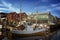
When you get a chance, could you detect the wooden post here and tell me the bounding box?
[8,31,12,40]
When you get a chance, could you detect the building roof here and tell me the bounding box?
[0,12,7,15]
[30,12,51,16]
[38,12,51,15]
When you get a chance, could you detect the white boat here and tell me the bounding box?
[11,21,50,37]
[12,28,49,34]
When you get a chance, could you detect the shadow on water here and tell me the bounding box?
[51,24,60,40]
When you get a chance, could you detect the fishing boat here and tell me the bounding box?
[11,21,50,37]
[10,0,50,37]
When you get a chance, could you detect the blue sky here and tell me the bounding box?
[0,0,60,18]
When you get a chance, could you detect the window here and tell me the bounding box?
[42,15,48,18]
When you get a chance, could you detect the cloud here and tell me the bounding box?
[41,3,60,12]
[50,3,60,10]
[55,6,60,10]
[46,9,51,11]
[0,4,3,6]
[0,11,3,12]
[51,3,60,7]
[0,8,8,10]
[36,6,52,12]
[34,3,60,13]
[1,1,20,13]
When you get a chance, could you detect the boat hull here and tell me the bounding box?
[11,31,47,38]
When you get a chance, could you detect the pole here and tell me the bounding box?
[36,0,38,25]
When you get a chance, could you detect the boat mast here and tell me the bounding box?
[20,0,22,24]
[36,0,38,25]
[20,0,22,13]
[31,12,33,23]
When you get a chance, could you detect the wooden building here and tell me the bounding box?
[6,12,27,26]
[0,12,7,23]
